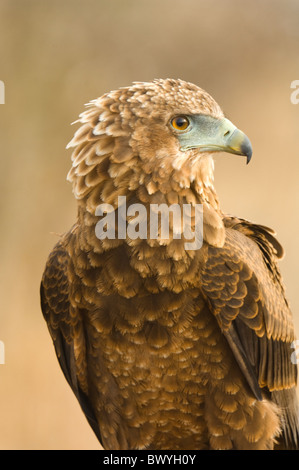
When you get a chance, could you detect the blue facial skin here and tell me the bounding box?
[173,114,252,164]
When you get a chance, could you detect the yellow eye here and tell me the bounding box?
[171,116,190,131]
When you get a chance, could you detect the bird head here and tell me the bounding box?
[123,79,252,166]
[67,79,252,220]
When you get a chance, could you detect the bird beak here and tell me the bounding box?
[178,115,253,164]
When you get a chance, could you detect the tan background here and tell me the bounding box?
[0,0,298,449]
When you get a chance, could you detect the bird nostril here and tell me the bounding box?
[224,130,230,137]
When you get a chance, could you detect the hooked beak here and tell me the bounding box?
[177,115,253,164]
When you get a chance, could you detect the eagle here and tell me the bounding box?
[40,78,299,450]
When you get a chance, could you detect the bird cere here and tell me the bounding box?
[41,79,299,450]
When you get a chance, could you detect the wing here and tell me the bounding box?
[40,236,103,445]
[200,217,299,448]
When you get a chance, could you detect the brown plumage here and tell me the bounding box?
[40,78,299,450]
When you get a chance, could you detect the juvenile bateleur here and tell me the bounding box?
[40,79,299,450]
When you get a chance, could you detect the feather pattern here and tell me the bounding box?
[41,79,298,450]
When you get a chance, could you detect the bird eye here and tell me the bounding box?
[171,116,190,131]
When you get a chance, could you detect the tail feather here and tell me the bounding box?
[272,388,299,449]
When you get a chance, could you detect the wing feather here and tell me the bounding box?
[40,237,102,445]
[200,218,299,448]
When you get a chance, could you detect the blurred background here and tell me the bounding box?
[0,0,298,450]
